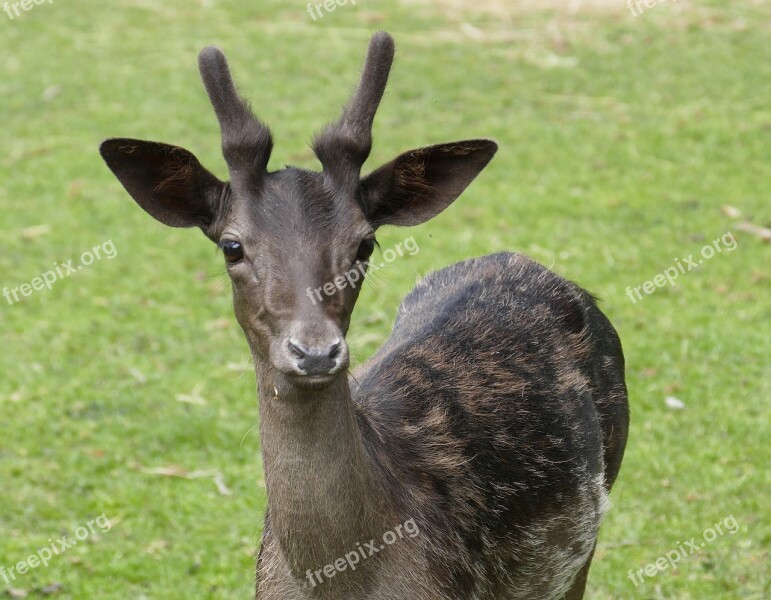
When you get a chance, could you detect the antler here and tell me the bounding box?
[313,31,395,186]
[198,47,273,190]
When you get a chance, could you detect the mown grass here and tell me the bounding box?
[0,0,768,598]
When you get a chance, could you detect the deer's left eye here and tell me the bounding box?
[220,240,244,263]
[356,238,376,263]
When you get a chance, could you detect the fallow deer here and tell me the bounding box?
[100,31,629,600]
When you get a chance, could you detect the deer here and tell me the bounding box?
[99,31,629,600]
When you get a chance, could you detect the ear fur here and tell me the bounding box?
[100,138,225,232]
[359,139,498,227]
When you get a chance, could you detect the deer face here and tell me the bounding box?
[100,32,497,390]
[212,168,375,389]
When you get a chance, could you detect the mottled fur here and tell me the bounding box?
[255,253,627,599]
[360,253,624,599]
[99,31,629,600]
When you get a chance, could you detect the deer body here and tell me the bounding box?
[255,252,626,600]
[101,32,628,600]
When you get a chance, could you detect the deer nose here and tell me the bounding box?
[287,339,342,376]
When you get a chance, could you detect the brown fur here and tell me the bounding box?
[99,32,629,600]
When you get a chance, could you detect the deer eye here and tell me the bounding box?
[220,240,244,263]
[356,238,376,263]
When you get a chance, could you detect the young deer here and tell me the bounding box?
[100,32,628,600]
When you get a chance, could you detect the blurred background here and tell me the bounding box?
[0,0,768,598]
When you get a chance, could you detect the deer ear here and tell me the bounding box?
[359,139,497,227]
[99,138,225,231]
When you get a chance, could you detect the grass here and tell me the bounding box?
[0,0,768,598]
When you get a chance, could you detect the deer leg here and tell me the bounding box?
[562,543,596,600]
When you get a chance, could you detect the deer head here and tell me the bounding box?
[100,32,497,391]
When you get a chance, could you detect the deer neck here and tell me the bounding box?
[255,361,383,578]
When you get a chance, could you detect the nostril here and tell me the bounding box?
[287,340,307,360]
[286,338,344,376]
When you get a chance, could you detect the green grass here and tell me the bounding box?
[0,0,768,598]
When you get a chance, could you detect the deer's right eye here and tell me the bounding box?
[220,240,244,263]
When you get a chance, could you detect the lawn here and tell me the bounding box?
[0,0,768,598]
